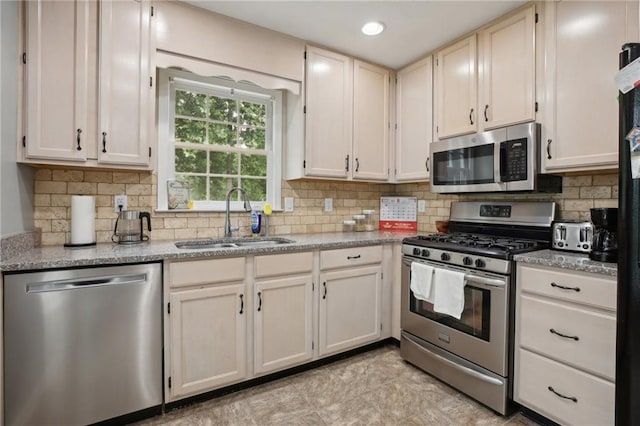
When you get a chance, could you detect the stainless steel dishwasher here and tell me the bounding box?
[4,263,162,425]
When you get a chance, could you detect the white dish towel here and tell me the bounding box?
[433,268,466,319]
[410,262,435,303]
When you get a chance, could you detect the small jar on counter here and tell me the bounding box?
[362,209,375,231]
[353,214,366,232]
[343,220,356,232]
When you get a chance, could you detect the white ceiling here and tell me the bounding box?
[184,1,527,69]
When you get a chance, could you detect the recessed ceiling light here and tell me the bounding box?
[362,21,385,36]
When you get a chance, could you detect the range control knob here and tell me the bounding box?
[413,248,421,256]
[475,259,486,268]
[583,244,589,249]
[463,256,473,266]
[441,253,451,261]
[421,249,430,257]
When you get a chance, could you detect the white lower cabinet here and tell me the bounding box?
[168,284,247,399]
[166,257,247,400]
[165,245,388,402]
[318,246,383,357]
[514,263,616,425]
[254,252,314,375]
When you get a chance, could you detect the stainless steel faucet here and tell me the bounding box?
[224,187,252,237]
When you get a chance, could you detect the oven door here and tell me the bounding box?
[400,257,509,376]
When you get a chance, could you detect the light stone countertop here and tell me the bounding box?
[514,249,617,277]
[0,231,416,272]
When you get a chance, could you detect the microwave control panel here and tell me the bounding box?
[502,138,528,181]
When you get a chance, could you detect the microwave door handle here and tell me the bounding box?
[498,141,507,183]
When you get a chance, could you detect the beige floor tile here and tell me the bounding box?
[133,345,539,426]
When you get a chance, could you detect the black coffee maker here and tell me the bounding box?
[589,207,618,262]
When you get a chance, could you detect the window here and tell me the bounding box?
[157,69,282,211]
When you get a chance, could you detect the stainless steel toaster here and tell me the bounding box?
[551,221,593,253]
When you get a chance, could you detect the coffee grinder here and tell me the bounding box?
[589,207,618,262]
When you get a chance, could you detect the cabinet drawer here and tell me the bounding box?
[254,251,313,278]
[320,245,382,270]
[515,349,614,426]
[169,257,245,288]
[519,295,616,380]
[517,264,616,310]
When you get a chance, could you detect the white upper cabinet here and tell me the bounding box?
[435,5,536,140]
[435,35,477,139]
[304,46,353,178]
[299,45,390,182]
[541,1,638,172]
[395,56,433,182]
[24,0,90,161]
[352,60,390,181]
[479,5,535,130]
[98,0,154,166]
[21,0,154,170]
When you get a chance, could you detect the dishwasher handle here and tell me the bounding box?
[27,274,148,293]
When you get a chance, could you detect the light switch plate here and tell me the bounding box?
[418,200,426,213]
[284,197,294,212]
[324,198,333,212]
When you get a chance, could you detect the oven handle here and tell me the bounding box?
[464,274,506,288]
[403,332,504,386]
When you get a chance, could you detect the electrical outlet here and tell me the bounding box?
[114,195,128,212]
[284,197,294,212]
[324,198,333,212]
[418,199,426,213]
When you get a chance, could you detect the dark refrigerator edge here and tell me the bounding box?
[617,42,640,426]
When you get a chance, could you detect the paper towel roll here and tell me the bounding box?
[70,195,96,245]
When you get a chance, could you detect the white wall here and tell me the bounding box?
[1,0,34,237]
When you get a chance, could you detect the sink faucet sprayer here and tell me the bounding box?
[224,187,252,237]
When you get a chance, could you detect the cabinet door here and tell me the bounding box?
[480,6,535,130]
[98,0,152,166]
[254,275,314,375]
[304,46,352,178]
[352,60,390,181]
[169,284,246,398]
[542,1,638,171]
[396,56,433,181]
[318,265,382,357]
[24,0,89,161]
[435,34,477,139]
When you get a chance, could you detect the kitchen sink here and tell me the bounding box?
[175,237,295,250]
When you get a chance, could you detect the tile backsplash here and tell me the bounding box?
[33,168,618,245]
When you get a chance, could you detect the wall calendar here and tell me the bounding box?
[379,197,418,231]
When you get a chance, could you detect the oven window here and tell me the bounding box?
[410,285,491,341]
[432,144,494,185]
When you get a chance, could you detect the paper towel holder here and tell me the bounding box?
[64,195,97,248]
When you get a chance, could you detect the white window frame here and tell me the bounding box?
[157,68,282,212]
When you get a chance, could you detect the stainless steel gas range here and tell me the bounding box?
[400,201,556,415]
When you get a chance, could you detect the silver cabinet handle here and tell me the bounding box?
[345,155,350,172]
[426,157,430,172]
[27,274,147,293]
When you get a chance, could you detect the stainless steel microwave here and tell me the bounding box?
[430,122,562,194]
